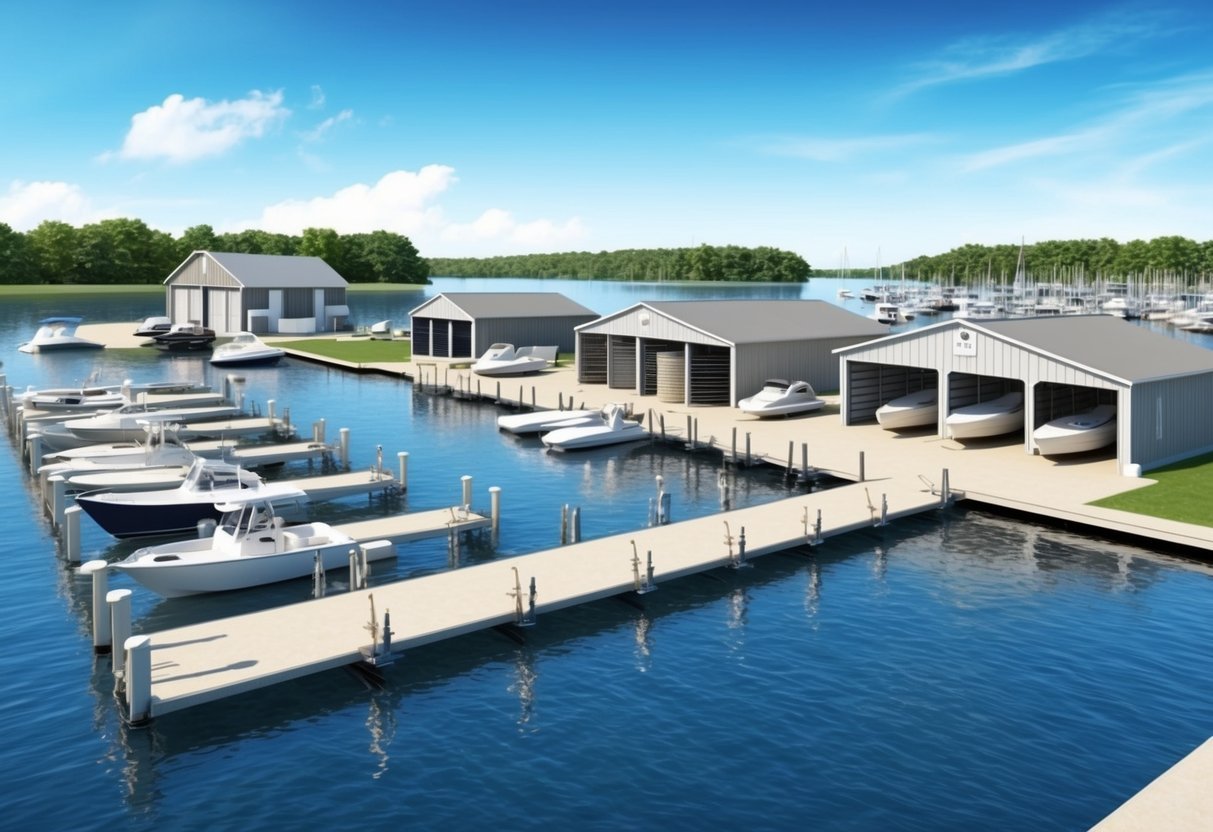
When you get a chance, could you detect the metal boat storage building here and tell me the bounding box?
[164,251,350,335]
[834,315,1213,475]
[408,292,596,359]
[574,300,888,406]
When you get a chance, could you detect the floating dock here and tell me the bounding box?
[110,476,941,721]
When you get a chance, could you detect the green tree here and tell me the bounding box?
[0,223,36,283]
[26,220,79,283]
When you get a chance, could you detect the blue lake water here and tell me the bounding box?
[2,278,1212,831]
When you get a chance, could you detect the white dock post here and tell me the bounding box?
[26,433,42,477]
[489,486,501,541]
[339,427,351,468]
[398,451,408,492]
[125,635,152,725]
[80,560,111,653]
[107,589,132,679]
[461,475,473,510]
[560,504,569,545]
[50,475,66,529]
[941,468,951,507]
[570,507,580,543]
[63,505,82,564]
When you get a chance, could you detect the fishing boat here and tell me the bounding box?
[471,343,555,376]
[112,493,393,597]
[74,457,305,538]
[1033,404,1117,456]
[133,316,172,338]
[38,425,198,489]
[209,332,285,367]
[945,392,1024,439]
[541,404,647,451]
[17,317,104,353]
[496,408,598,435]
[737,379,825,418]
[152,322,216,351]
[875,389,938,430]
[53,400,243,443]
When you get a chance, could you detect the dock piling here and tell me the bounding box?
[787,440,794,477]
[745,432,751,466]
[489,486,501,542]
[398,452,409,492]
[940,468,951,507]
[107,589,132,680]
[63,505,82,564]
[81,560,111,653]
[560,504,569,545]
[718,470,731,510]
[570,506,581,543]
[859,450,866,482]
[461,475,473,510]
[124,636,152,726]
[339,428,351,468]
[50,475,66,529]
[313,553,326,598]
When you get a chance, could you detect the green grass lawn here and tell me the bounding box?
[274,338,412,363]
[1090,451,1213,527]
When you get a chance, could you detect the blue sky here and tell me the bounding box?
[2,1,1211,267]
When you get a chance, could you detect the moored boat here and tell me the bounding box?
[541,404,647,451]
[112,493,393,596]
[471,343,555,376]
[133,316,172,338]
[152,322,216,351]
[209,332,285,367]
[497,408,598,435]
[875,389,938,430]
[1033,404,1117,456]
[737,379,825,418]
[17,317,105,353]
[945,392,1024,439]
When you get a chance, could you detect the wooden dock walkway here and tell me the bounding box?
[120,477,941,720]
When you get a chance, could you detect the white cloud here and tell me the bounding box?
[757,133,934,162]
[0,180,96,230]
[110,90,289,163]
[246,165,586,255]
[301,109,353,142]
[896,9,1175,96]
[309,85,326,109]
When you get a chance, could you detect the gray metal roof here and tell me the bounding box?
[977,315,1213,382]
[639,300,889,344]
[179,251,347,288]
[411,292,597,318]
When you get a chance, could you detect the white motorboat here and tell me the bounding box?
[541,404,647,451]
[74,457,305,538]
[17,317,105,353]
[737,379,825,418]
[869,303,902,325]
[496,408,598,435]
[472,343,556,376]
[55,400,243,443]
[946,391,1024,439]
[1033,404,1117,456]
[113,493,394,597]
[133,316,172,338]
[875,389,938,430]
[39,425,198,488]
[210,332,286,367]
[370,320,392,339]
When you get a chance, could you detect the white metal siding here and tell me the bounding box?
[580,308,731,346]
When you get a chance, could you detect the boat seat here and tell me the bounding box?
[283,531,327,547]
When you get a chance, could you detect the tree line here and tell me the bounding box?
[863,236,1213,284]
[0,219,431,284]
[428,245,812,283]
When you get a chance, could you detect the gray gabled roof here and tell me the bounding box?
[836,315,1213,384]
[167,251,348,288]
[978,315,1213,382]
[409,292,597,319]
[633,300,889,345]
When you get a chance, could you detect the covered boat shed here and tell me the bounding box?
[408,292,596,359]
[164,251,349,335]
[575,300,888,406]
[834,315,1213,475]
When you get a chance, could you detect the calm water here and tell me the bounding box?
[2,279,1212,831]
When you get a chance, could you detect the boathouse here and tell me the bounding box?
[408,292,597,358]
[834,315,1213,475]
[574,300,888,405]
[163,251,350,335]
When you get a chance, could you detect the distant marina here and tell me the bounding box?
[1,277,1212,831]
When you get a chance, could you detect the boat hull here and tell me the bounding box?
[541,424,647,451]
[1033,407,1117,455]
[875,390,939,430]
[738,400,825,417]
[497,409,597,435]
[946,393,1025,439]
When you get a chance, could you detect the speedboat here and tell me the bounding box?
[875,389,938,430]
[946,391,1024,439]
[370,320,392,339]
[55,400,243,443]
[133,316,172,338]
[738,379,825,418]
[1033,404,1117,456]
[152,322,216,351]
[74,457,305,538]
[471,343,554,376]
[39,424,198,488]
[496,408,598,435]
[541,404,647,451]
[112,493,394,597]
[210,332,285,367]
[14,379,212,412]
[17,317,104,353]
